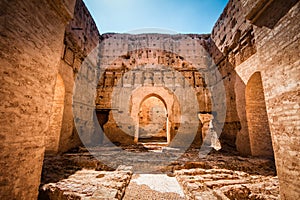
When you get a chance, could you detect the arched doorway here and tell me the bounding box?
[130,87,180,145]
[138,96,168,143]
[245,72,274,158]
[46,74,65,153]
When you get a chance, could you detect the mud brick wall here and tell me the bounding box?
[211,0,300,198]
[1,0,299,199]
[95,33,228,147]
[58,0,100,152]
[0,0,75,199]
[44,0,100,153]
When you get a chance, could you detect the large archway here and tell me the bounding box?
[130,86,181,145]
[245,72,274,158]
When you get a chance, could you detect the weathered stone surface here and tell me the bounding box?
[175,168,279,200]
[0,0,75,199]
[1,0,299,199]
[39,169,132,200]
[211,0,300,198]
[48,0,100,153]
[96,34,212,147]
[38,146,278,199]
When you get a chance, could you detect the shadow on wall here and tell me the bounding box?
[246,0,299,29]
[206,39,249,154]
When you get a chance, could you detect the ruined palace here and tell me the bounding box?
[0,0,299,199]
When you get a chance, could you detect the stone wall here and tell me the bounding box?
[95,33,229,147]
[58,0,100,152]
[0,0,75,199]
[209,0,256,153]
[44,0,100,153]
[211,0,300,198]
[46,74,65,152]
[1,0,299,199]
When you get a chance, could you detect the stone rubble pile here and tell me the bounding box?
[175,168,279,200]
[39,166,132,200]
[39,147,279,199]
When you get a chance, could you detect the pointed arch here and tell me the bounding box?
[245,72,274,158]
[130,86,181,144]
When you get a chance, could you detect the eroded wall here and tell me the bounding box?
[59,0,100,152]
[0,0,75,199]
[1,0,299,199]
[44,0,100,153]
[211,0,300,198]
[46,74,65,153]
[96,34,218,146]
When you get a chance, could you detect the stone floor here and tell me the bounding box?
[38,144,279,200]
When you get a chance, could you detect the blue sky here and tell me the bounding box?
[83,0,228,34]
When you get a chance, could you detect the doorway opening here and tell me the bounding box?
[138,96,168,143]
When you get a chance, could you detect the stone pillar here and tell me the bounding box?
[166,114,170,144]
[134,122,139,143]
[198,113,214,141]
[198,113,221,151]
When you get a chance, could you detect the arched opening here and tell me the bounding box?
[245,72,274,158]
[137,96,168,143]
[130,87,181,145]
[46,74,65,153]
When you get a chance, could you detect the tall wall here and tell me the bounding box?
[0,0,299,199]
[95,33,228,147]
[58,0,100,153]
[209,0,256,154]
[44,0,100,153]
[211,0,300,198]
[0,0,75,199]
